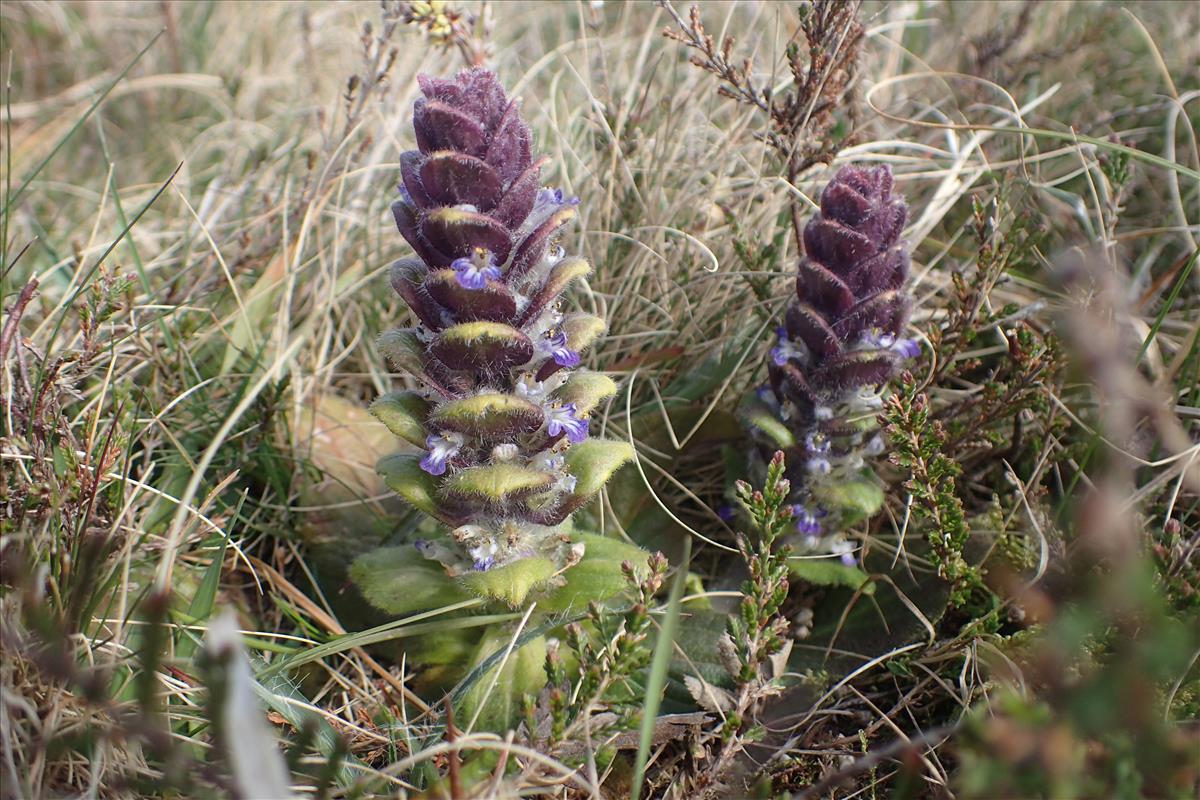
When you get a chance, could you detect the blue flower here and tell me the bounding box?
[770,327,808,367]
[892,337,921,359]
[451,252,501,290]
[419,431,464,475]
[805,431,831,455]
[807,457,832,475]
[863,328,920,360]
[469,541,498,572]
[792,504,822,536]
[546,402,589,444]
[832,539,857,567]
[535,187,581,211]
[547,330,581,368]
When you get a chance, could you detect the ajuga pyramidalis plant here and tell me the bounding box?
[742,165,917,568]
[359,68,639,622]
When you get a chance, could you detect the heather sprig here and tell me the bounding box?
[537,553,670,753]
[882,373,978,606]
[681,452,794,796]
[367,68,634,608]
[741,164,917,565]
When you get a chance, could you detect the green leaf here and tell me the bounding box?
[562,313,606,354]
[369,391,429,447]
[458,557,557,608]
[350,546,473,615]
[458,627,548,730]
[256,656,364,786]
[376,453,439,515]
[670,605,737,687]
[433,321,533,371]
[178,535,229,659]
[441,464,554,504]
[812,479,885,522]
[565,439,635,497]
[553,372,618,416]
[745,409,795,449]
[535,533,648,613]
[430,392,542,437]
[377,329,427,377]
[788,557,875,593]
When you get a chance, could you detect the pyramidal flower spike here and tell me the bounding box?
[743,165,917,565]
[368,68,634,607]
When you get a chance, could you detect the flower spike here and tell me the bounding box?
[743,164,917,564]
[372,68,629,586]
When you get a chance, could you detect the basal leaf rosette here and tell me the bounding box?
[362,68,637,613]
[741,165,918,575]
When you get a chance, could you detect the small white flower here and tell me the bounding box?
[831,539,857,566]
[492,443,519,461]
[516,376,546,401]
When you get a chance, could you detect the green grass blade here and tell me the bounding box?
[631,536,691,800]
[1137,248,1198,362]
[177,530,234,661]
[257,599,497,677]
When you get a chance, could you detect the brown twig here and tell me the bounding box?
[1,278,38,362]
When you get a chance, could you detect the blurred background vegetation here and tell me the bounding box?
[1,1,1197,797]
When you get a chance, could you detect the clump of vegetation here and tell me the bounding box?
[369,66,632,587]
[740,164,917,573]
[352,66,649,729]
[2,1,1196,797]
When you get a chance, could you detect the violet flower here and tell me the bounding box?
[547,330,581,368]
[420,432,464,476]
[451,251,502,289]
[545,402,589,444]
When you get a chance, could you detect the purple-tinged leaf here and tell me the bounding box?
[392,199,453,267]
[389,258,445,331]
[492,158,548,229]
[843,245,909,297]
[516,257,590,326]
[413,99,488,156]
[796,258,855,315]
[804,218,875,269]
[785,302,842,361]
[400,151,436,209]
[484,100,533,184]
[431,321,534,372]
[831,289,911,343]
[424,268,518,321]
[820,181,872,225]
[420,151,504,210]
[420,207,512,263]
[505,206,577,285]
[810,352,898,397]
